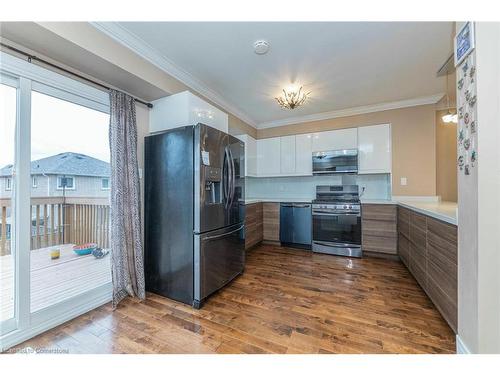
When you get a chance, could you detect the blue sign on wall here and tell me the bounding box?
[455,22,475,66]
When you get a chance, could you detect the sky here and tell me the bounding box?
[0,85,110,169]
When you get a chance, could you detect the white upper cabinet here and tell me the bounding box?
[236,134,257,177]
[311,128,358,152]
[251,125,391,177]
[295,133,313,175]
[280,135,296,174]
[150,91,228,134]
[257,137,281,176]
[357,124,392,174]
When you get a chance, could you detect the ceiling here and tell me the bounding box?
[103,22,454,127]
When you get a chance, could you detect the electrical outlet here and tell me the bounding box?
[400,177,407,186]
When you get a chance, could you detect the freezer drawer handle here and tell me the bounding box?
[203,224,245,241]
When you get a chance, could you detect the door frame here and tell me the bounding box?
[0,51,112,351]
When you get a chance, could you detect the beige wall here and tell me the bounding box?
[435,109,458,202]
[228,113,257,138]
[257,104,437,197]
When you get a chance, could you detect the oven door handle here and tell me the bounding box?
[312,211,360,216]
[313,240,361,248]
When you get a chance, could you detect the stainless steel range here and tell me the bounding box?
[312,185,362,258]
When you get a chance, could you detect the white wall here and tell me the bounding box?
[458,21,500,354]
[246,174,391,200]
[475,22,500,354]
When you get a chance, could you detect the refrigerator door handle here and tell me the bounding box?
[203,224,245,241]
[227,147,234,208]
[227,146,234,208]
[228,147,236,207]
[223,147,230,208]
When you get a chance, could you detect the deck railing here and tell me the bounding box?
[0,197,110,256]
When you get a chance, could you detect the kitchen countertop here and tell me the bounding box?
[396,201,457,226]
[360,199,457,225]
[244,197,458,225]
[360,199,396,204]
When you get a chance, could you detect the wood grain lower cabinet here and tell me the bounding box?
[397,206,457,333]
[245,203,263,250]
[263,202,280,242]
[426,217,457,332]
[398,233,410,267]
[409,212,427,287]
[361,204,397,255]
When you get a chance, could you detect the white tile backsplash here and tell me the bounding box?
[246,174,391,200]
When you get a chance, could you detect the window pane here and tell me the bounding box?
[0,83,16,324]
[30,90,111,312]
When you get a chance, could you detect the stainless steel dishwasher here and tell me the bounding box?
[280,203,312,249]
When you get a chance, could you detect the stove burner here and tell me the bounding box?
[313,184,360,205]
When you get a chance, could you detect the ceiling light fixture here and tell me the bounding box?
[442,112,458,123]
[275,84,310,110]
[441,72,458,124]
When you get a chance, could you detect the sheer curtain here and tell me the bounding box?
[108,89,145,308]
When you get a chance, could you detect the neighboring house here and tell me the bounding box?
[0,153,111,254]
[0,152,110,199]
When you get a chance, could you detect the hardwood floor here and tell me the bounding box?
[10,244,455,354]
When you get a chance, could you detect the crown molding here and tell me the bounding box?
[257,94,445,129]
[90,22,258,128]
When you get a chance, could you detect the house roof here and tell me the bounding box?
[0,152,110,178]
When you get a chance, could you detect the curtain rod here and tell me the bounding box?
[0,42,153,108]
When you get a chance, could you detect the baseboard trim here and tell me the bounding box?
[262,240,281,246]
[363,251,401,262]
[245,241,263,251]
[456,334,471,354]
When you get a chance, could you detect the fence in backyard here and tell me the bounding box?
[0,197,110,256]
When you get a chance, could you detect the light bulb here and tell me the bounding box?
[442,114,453,123]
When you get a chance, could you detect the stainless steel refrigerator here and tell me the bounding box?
[144,123,245,308]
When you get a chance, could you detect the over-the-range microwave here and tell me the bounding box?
[312,149,358,175]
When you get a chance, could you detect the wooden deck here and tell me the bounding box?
[0,244,111,320]
[10,245,455,354]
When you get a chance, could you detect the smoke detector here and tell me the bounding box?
[253,40,269,55]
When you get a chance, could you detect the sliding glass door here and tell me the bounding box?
[0,77,18,335]
[29,90,111,313]
[0,51,112,350]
